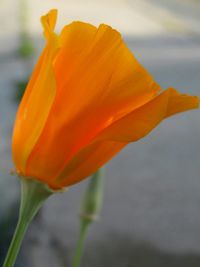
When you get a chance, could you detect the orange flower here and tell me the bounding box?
[12,9,199,189]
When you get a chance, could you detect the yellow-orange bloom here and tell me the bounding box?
[12,9,199,189]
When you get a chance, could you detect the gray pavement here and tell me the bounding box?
[0,1,200,267]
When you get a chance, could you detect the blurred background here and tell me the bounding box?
[0,0,199,266]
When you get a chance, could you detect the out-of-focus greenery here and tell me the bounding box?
[14,79,28,102]
[19,0,34,59]
[0,203,22,267]
[18,34,34,59]
[14,0,34,103]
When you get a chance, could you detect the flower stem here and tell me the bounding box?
[72,169,104,267]
[2,215,28,267]
[3,178,53,267]
[71,221,90,267]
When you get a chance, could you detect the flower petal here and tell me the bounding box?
[52,88,199,187]
[41,9,57,40]
[54,21,97,90]
[53,23,160,123]
[54,141,126,188]
[97,88,199,142]
[26,23,159,182]
[165,88,199,118]
[12,9,59,174]
[24,21,98,181]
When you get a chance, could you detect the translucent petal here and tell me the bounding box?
[12,10,59,173]
[97,88,199,142]
[26,23,159,181]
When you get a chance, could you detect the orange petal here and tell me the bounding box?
[54,21,97,90]
[53,23,160,123]
[26,23,159,182]
[97,88,199,142]
[53,141,126,188]
[12,9,59,174]
[41,9,57,41]
[24,21,98,181]
[165,88,199,118]
[52,88,198,187]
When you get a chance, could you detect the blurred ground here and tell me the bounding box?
[0,0,200,266]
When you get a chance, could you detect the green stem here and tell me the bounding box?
[2,216,28,267]
[71,221,89,267]
[3,178,53,267]
[72,169,104,267]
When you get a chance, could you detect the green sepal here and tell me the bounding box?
[19,177,53,223]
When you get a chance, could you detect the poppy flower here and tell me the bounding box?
[12,9,199,189]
